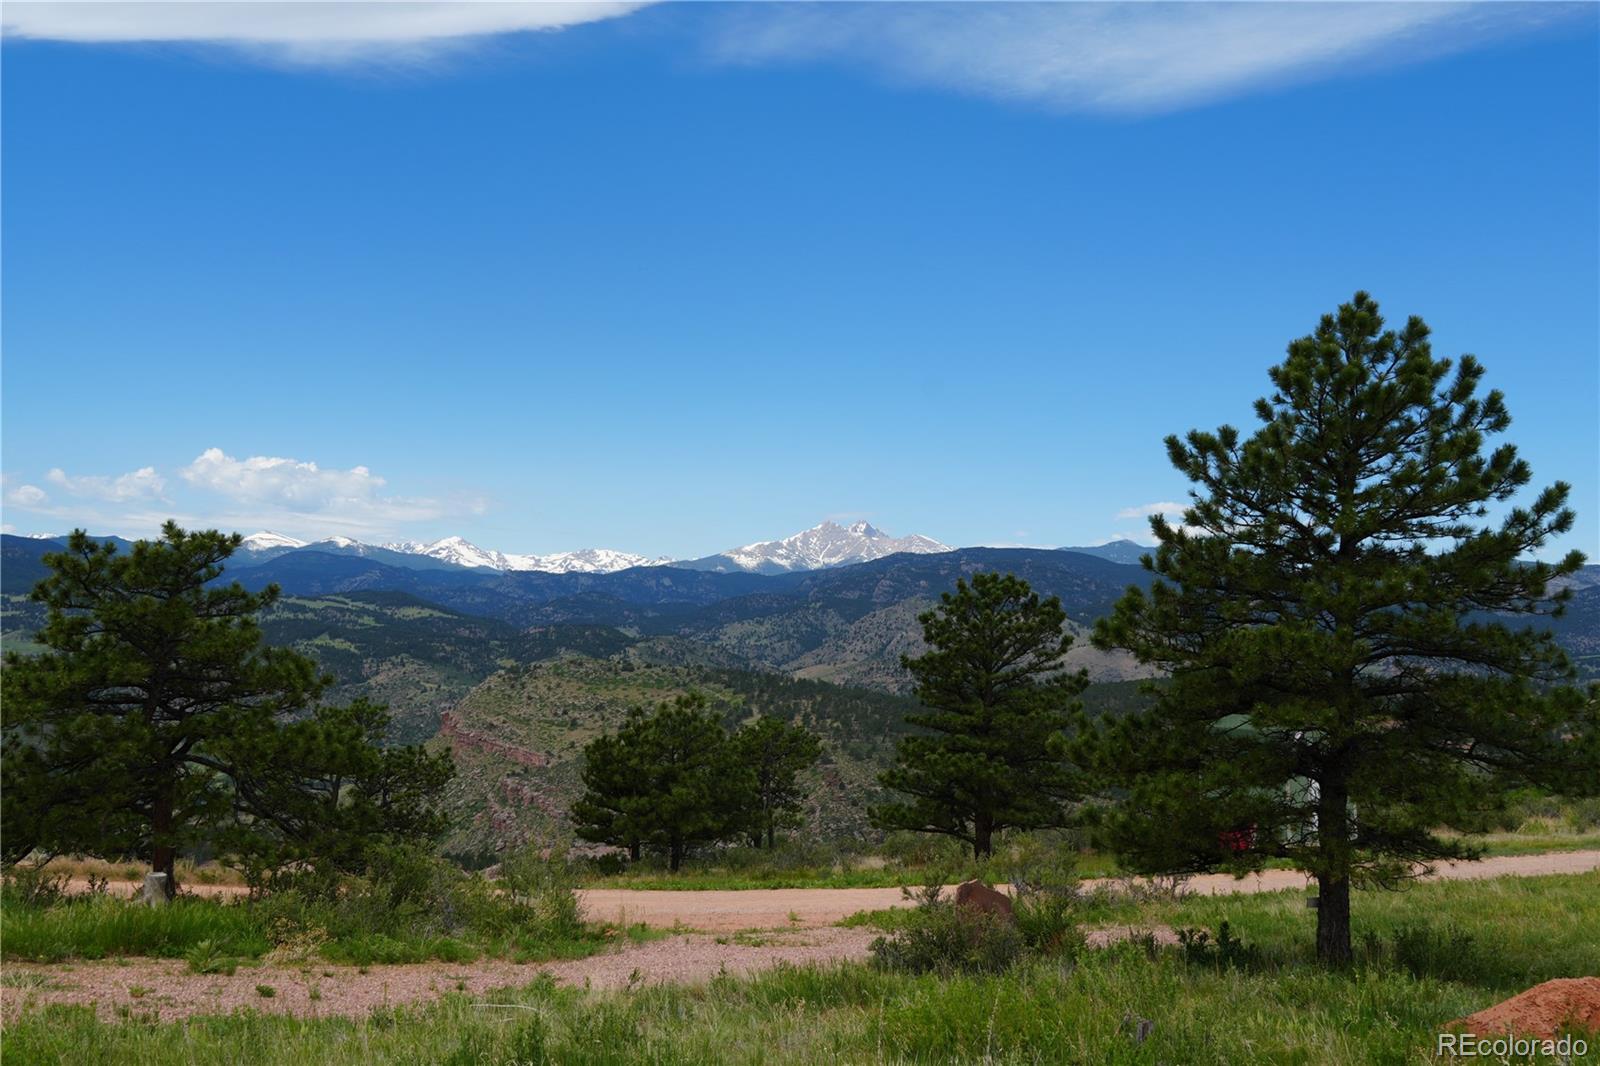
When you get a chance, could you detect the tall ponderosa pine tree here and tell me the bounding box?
[731,715,822,849]
[218,699,454,888]
[873,572,1087,858]
[1083,293,1598,964]
[570,710,656,863]
[1,524,452,894]
[572,693,752,871]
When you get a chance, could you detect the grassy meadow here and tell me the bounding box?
[0,849,657,970]
[4,873,1596,1065]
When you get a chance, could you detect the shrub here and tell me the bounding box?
[878,832,969,873]
[4,843,602,968]
[506,1017,549,1064]
[1488,790,1600,834]
[869,889,1023,976]
[1013,891,1084,959]
[1,865,70,909]
[254,844,490,948]
[185,939,240,976]
[1371,922,1480,980]
[496,845,584,941]
[1174,921,1257,969]
[247,842,591,963]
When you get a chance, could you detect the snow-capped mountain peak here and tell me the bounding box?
[380,536,667,574]
[226,523,945,576]
[503,547,672,574]
[384,536,507,571]
[712,520,951,574]
[240,530,307,551]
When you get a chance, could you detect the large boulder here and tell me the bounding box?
[955,879,1015,922]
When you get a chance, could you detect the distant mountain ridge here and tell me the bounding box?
[9,534,1595,685]
[680,521,952,575]
[381,535,669,574]
[1059,539,1152,566]
[109,520,955,577]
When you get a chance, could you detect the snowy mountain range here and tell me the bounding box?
[233,521,950,576]
[680,521,952,575]
[382,537,669,575]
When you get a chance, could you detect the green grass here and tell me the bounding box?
[845,873,1600,986]
[6,874,1596,1064]
[578,848,1128,891]
[0,893,661,968]
[1471,831,1600,856]
[0,895,271,963]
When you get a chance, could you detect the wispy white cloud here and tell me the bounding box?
[47,465,167,503]
[182,448,388,507]
[1,449,484,542]
[179,447,460,536]
[1,1,649,67]
[705,2,1580,114]
[4,2,1580,110]
[1116,501,1187,520]
[6,484,49,508]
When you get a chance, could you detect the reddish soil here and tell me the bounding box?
[437,712,550,768]
[63,879,249,900]
[579,850,1600,932]
[12,850,1591,1025]
[1455,978,1600,1040]
[0,928,876,1023]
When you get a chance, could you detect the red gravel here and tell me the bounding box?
[1455,978,1600,1040]
[0,927,876,1023]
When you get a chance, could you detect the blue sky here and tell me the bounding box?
[2,2,1596,560]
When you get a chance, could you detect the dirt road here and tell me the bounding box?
[0,928,879,1024]
[577,850,1600,932]
[8,852,1594,1023]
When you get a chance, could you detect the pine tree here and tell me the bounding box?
[1,523,452,894]
[1082,292,1598,964]
[872,572,1087,858]
[731,715,822,849]
[570,709,656,863]
[572,693,751,871]
[218,699,455,887]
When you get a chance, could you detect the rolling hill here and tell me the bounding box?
[430,656,925,862]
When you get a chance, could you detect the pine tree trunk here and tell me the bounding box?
[669,838,683,873]
[765,822,775,850]
[628,841,640,863]
[1315,872,1352,965]
[973,814,993,860]
[1315,776,1353,965]
[151,786,179,900]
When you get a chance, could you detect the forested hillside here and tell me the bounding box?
[431,657,924,862]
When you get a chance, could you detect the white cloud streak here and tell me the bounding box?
[47,465,167,502]
[4,449,490,541]
[2,2,648,66]
[706,2,1579,114]
[179,447,451,534]
[1116,501,1187,520]
[2,2,1580,110]
[6,484,49,508]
